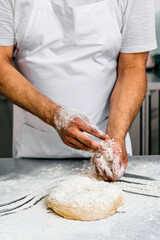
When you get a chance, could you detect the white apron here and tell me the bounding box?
[13,0,132,158]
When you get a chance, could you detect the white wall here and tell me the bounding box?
[155,0,160,12]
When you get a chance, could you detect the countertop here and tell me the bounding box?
[0,156,160,240]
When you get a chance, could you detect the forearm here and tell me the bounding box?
[106,65,147,140]
[0,60,59,126]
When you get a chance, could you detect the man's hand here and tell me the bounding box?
[53,106,108,152]
[94,51,148,181]
[93,137,128,182]
[0,46,107,153]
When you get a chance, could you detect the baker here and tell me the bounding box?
[0,0,157,181]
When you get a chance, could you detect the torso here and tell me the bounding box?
[12,0,132,158]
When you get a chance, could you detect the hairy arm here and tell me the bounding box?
[95,52,148,181]
[0,46,59,125]
[106,52,148,140]
[0,46,107,152]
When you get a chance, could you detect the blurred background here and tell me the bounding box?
[0,0,160,157]
[130,0,160,155]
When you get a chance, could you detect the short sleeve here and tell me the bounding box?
[120,0,157,53]
[0,0,15,46]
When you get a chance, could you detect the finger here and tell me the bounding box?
[66,126,104,151]
[65,141,81,150]
[74,118,108,141]
[74,131,104,151]
[112,161,125,180]
[118,157,128,179]
[67,137,94,152]
[81,115,93,124]
[95,160,116,182]
[113,158,121,176]
[94,160,112,181]
[66,141,95,155]
[103,166,115,181]
[95,164,109,181]
[91,155,97,165]
[113,155,128,179]
[112,159,123,180]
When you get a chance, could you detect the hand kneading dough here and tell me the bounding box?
[47,176,124,221]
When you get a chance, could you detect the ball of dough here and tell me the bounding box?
[47,176,124,221]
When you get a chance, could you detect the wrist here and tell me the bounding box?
[38,97,61,127]
[106,126,126,143]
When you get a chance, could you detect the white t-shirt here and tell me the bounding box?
[0,0,157,53]
[0,0,157,158]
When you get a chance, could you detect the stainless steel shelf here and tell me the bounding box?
[139,71,160,155]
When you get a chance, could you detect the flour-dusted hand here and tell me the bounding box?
[53,106,108,152]
[92,137,128,182]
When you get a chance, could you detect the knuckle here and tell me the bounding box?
[74,118,82,127]
[90,128,97,135]
[84,139,92,146]
[67,127,75,135]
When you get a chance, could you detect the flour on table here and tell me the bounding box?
[47,176,124,221]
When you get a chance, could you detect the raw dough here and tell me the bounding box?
[47,176,124,221]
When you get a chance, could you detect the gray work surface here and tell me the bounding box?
[0,156,160,240]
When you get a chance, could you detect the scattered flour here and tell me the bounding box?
[1,158,160,240]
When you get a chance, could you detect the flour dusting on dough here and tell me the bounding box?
[47,176,124,221]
